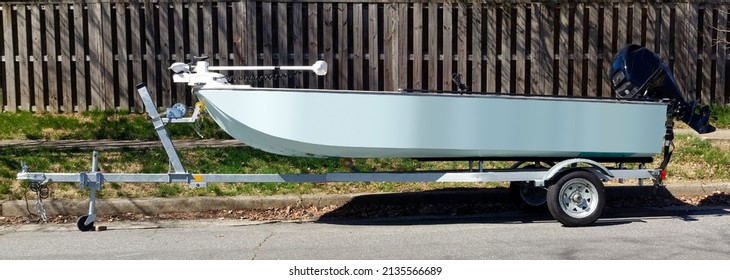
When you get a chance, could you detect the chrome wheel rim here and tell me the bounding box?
[558,178,598,218]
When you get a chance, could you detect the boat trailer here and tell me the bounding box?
[16,83,672,230]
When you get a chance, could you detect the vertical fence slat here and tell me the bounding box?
[713,5,730,104]
[632,3,642,45]
[500,5,511,93]
[144,2,157,107]
[159,3,171,108]
[427,2,437,91]
[245,0,256,67]
[130,2,143,111]
[31,5,43,112]
[617,4,629,49]
[323,3,333,89]
[45,4,58,113]
[188,2,199,58]
[676,3,698,100]
[442,2,452,91]
[73,3,86,112]
[87,3,102,110]
[217,1,228,68]
[202,2,213,59]
[173,2,185,104]
[557,6,569,96]
[116,3,129,111]
[572,3,584,96]
[485,4,496,92]
[412,2,422,90]
[457,2,467,85]
[102,3,114,109]
[353,3,363,90]
[337,3,348,89]
[602,3,615,97]
[647,4,658,52]
[587,3,599,97]
[367,3,378,91]
[384,3,395,91]
[397,4,407,89]
[277,2,288,88]
[515,5,527,94]
[530,3,547,95]
[471,3,482,93]
[262,2,273,87]
[292,2,303,88]
[60,4,72,111]
[231,1,243,67]
[660,4,672,69]
[308,3,319,88]
[3,4,17,112]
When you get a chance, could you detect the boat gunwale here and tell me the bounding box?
[198,84,670,106]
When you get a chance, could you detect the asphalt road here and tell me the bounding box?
[1,207,729,260]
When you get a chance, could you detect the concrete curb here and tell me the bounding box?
[1,183,728,217]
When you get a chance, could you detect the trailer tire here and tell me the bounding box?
[546,170,605,227]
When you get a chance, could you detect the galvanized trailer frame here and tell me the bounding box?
[16,84,670,230]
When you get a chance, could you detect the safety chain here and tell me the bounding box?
[25,181,49,222]
[226,70,304,84]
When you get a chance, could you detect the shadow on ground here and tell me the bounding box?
[317,186,730,226]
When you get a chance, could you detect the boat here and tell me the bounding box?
[170,44,714,161]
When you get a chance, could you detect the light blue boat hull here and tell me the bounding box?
[196,86,668,160]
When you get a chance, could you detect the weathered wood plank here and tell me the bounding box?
[367,3,378,90]
[308,3,319,88]
[292,2,303,88]
[676,3,698,100]
[500,5,511,93]
[427,2,437,91]
[116,2,129,110]
[217,1,228,67]
[45,4,58,113]
[530,3,546,95]
[130,1,143,111]
[457,2,467,88]
[101,3,114,109]
[231,1,243,67]
[173,2,185,104]
[660,3,672,69]
[616,4,629,48]
[352,3,363,90]
[87,3,102,110]
[485,4,497,92]
[557,5,569,96]
[31,5,44,112]
[442,2,452,91]
[412,2,422,90]
[587,3,598,97]
[337,3,348,89]
[397,3,407,89]
[188,2,199,58]
[646,3,658,52]
[701,5,712,105]
[3,4,17,112]
[632,3,642,46]
[277,2,288,88]
[262,2,273,88]
[245,0,256,67]
[471,3,482,93]
[159,2,171,108]
[323,3,334,89]
[73,3,87,112]
[383,3,395,90]
[144,2,158,107]
[515,4,526,94]
[713,5,730,104]
[202,1,213,59]
[60,4,74,112]
[572,3,584,97]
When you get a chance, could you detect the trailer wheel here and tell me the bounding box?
[76,215,94,232]
[546,170,605,227]
[509,162,553,211]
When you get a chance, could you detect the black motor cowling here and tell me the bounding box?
[608,44,715,134]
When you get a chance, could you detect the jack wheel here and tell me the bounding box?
[77,215,95,232]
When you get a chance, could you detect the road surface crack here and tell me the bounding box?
[251,232,274,260]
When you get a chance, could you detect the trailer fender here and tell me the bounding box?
[535,158,614,187]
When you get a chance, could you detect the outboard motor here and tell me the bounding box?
[608,44,715,134]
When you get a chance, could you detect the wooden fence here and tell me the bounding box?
[1,0,729,113]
